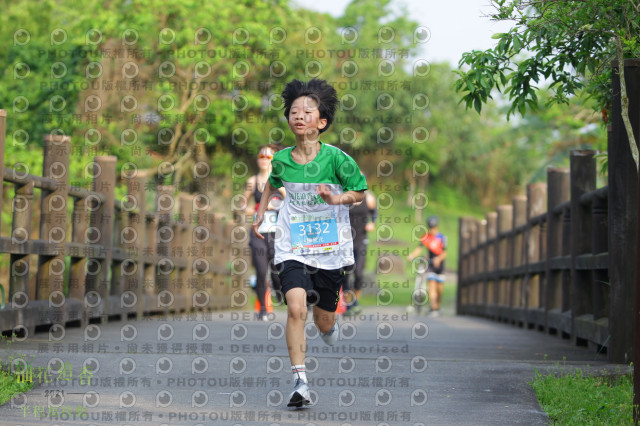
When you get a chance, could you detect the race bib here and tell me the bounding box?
[290,210,339,255]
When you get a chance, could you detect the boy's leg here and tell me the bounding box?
[285,287,311,407]
[428,279,439,311]
[437,282,444,308]
[311,267,344,344]
[285,287,308,365]
[276,260,313,407]
[312,306,335,334]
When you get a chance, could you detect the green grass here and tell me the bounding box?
[531,365,635,425]
[0,368,33,406]
[363,185,486,279]
[359,272,457,309]
[0,335,35,407]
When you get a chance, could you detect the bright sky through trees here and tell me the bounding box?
[295,0,512,66]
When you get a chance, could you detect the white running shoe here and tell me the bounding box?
[320,321,339,346]
[287,378,310,408]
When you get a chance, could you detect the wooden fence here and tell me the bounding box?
[457,60,640,364]
[0,109,250,337]
[457,150,610,348]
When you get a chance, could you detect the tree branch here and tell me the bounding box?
[166,84,200,158]
[615,35,639,173]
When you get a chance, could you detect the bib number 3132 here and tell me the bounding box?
[290,210,339,255]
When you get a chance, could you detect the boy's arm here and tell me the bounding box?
[365,192,377,232]
[407,246,423,262]
[432,249,447,268]
[267,187,286,210]
[433,235,448,267]
[316,185,365,205]
[252,181,276,239]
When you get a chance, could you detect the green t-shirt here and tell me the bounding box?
[269,142,367,269]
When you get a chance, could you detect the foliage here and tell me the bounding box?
[455,0,640,119]
[437,73,606,208]
[531,365,634,425]
[0,0,611,222]
[0,336,34,407]
[0,369,32,407]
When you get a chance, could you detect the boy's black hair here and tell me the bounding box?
[281,78,338,133]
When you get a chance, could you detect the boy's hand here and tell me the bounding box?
[252,215,265,239]
[316,184,336,204]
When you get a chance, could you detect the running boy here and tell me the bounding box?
[407,215,448,317]
[253,78,367,408]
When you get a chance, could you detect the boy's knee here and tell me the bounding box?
[313,310,334,329]
[287,304,307,321]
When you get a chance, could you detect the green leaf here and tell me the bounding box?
[499,72,508,87]
[473,97,482,114]
[512,35,523,51]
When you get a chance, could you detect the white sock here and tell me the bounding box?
[292,365,307,383]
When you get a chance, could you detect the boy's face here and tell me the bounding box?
[288,96,327,138]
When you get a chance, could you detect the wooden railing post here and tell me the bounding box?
[10,181,34,302]
[36,135,70,301]
[609,59,640,364]
[468,219,478,306]
[208,208,220,309]
[508,196,527,324]
[156,185,174,311]
[456,218,464,313]
[486,212,497,307]
[477,219,487,308]
[224,218,238,310]
[592,185,608,321]
[457,217,473,314]
[126,172,147,319]
[190,197,206,309]
[496,205,513,313]
[69,190,89,302]
[200,206,215,309]
[570,150,596,344]
[178,194,194,311]
[110,202,127,319]
[545,167,570,332]
[525,182,547,328]
[85,156,116,322]
[143,203,158,304]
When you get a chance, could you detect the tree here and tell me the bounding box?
[454,0,640,171]
[454,2,640,421]
[2,0,591,215]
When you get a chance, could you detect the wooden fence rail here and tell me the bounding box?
[458,60,640,364]
[457,150,610,353]
[0,109,250,337]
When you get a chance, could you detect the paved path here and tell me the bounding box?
[0,306,613,425]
